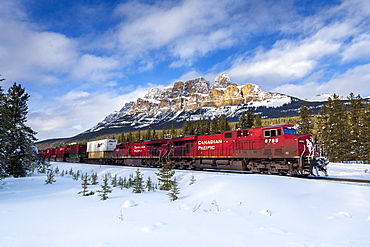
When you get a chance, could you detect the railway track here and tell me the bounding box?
[55,161,370,185]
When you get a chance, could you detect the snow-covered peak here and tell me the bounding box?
[213,72,232,89]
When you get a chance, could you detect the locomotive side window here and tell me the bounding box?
[237,130,249,137]
[264,129,281,137]
[224,133,232,138]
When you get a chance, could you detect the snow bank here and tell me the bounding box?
[0,162,369,247]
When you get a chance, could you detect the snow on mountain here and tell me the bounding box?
[85,72,296,134]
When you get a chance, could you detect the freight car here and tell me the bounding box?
[38,124,325,176]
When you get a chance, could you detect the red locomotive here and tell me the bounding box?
[39,124,323,176]
[110,124,318,176]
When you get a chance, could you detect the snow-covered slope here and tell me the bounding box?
[1,162,369,247]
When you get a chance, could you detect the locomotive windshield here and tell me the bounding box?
[283,127,297,135]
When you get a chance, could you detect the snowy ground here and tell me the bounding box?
[1,162,370,247]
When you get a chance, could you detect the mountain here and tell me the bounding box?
[83,72,319,136]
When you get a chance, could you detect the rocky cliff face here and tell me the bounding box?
[126,72,287,114]
[85,72,294,133]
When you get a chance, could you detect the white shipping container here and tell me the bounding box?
[87,139,117,152]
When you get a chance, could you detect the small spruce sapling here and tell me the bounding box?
[118,177,124,189]
[91,172,98,185]
[97,174,112,200]
[132,169,145,193]
[123,177,129,189]
[156,162,175,191]
[45,169,56,184]
[189,174,196,185]
[111,174,118,187]
[167,177,180,201]
[146,176,153,191]
[128,173,134,187]
[78,173,94,196]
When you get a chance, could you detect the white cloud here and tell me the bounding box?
[272,63,370,99]
[227,39,340,87]
[28,85,155,140]
[0,18,78,85]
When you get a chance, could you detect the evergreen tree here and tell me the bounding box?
[189,174,196,185]
[1,83,38,177]
[123,176,129,189]
[238,110,254,129]
[319,94,349,161]
[146,176,154,191]
[45,169,56,184]
[348,93,368,162]
[297,102,313,134]
[167,177,180,201]
[254,113,262,128]
[210,118,219,134]
[126,132,133,143]
[135,129,141,142]
[152,129,157,140]
[111,174,118,187]
[182,121,194,136]
[118,177,125,189]
[78,173,94,196]
[156,162,175,191]
[144,126,152,140]
[128,173,134,187]
[132,169,145,193]
[218,114,230,132]
[97,173,112,200]
[91,172,99,185]
[170,123,176,138]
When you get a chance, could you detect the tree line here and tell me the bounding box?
[0,78,40,178]
[299,93,370,163]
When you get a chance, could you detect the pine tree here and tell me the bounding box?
[170,123,176,138]
[210,118,219,134]
[156,162,175,191]
[1,83,38,177]
[144,126,152,140]
[132,169,145,193]
[298,102,313,134]
[123,176,129,189]
[135,130,141,142]
[97,174,112,200]
[320,94,349,161]
[118,177,125,189]
[348,93,368,162]
[218,114,230,132]
[91,172,99,185]
[78,173,94,196]
[146,176,153,191]
[111,174,118,187]
[167,177,180,201]
[45,169,56,184]
[254,113,262,128]
[189,174,196,185]
[182,121,194,136]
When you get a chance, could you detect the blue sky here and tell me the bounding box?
[1,0,370,141]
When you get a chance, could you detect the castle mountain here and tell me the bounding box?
[84,72,313,135]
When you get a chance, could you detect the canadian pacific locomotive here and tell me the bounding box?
[39,124,324,176]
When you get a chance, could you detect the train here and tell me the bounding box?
[38,124,327,176]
